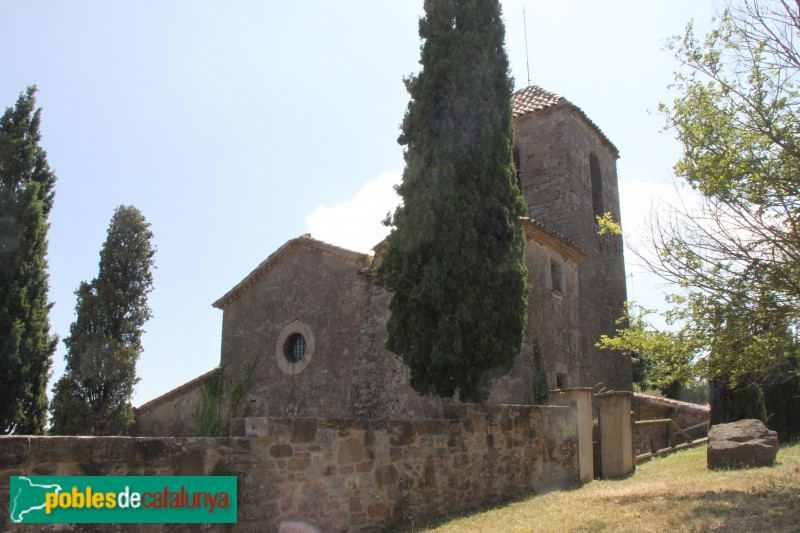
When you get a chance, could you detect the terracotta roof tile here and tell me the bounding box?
[511,85,564,117]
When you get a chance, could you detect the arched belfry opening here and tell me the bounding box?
[590,152,604,222]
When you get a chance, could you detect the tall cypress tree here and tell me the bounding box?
[376,0,528,402]
[0,87,58,434]
[51,205,155,435]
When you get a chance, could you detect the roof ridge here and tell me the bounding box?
[212,234,370,309]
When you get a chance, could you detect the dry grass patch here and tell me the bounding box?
[404,442,800,532]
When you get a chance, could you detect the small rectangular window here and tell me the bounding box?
[550,260,563,295]
[556,363,568,390]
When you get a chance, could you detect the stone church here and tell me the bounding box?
[137,85,632,436]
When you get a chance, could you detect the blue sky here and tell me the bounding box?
[2,1,715,406]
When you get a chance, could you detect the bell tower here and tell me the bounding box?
[512,85,631,391]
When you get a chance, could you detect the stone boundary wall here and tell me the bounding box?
[632,393,710,456]
[1,404,578,532]
[135,368,219,437]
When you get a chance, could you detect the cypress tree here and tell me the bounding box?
[51,205,155,435]
[0,87,58,434]
[376,0,528,402]
[762,372,800,442]
[710,379,768,426]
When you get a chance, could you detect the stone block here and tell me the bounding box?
[132,439,171,467]
[291,419,318,443]
[176,448,205,475]
[367,502,388,518]
[90,438,134,463]
[349,496,363,512]
[374,464,398,488]
[245,418,269,437]
[707,419,779,470]
[29,463,59,476]
[338,438,363,464]
[269,444,294,458]
[76,461,107,476]
[389,421,416,446]
[389,447,402,461]
[30,437,93,465]
[288,456,311,471]
[229,417,246,436]
[0,437,29,468]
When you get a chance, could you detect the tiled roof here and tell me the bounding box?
[511,85,564,116]
[212,235,370,309]
[633,393,710,416]
[521,217,586,262]
[511,85,619,156]
[135,367,220,413]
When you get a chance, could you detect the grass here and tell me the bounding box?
[403,442,800,533]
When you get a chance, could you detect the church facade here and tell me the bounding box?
[136,86,631,436]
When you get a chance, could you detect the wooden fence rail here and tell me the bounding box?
[634,418,709,464]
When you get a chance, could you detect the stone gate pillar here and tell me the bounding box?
[551,388,593,482]
[595,391,634,478]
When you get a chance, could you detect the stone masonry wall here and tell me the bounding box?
[1,404,578,532]
[136,369,219,437]
[523,237,582,391]
[219,245,370,421]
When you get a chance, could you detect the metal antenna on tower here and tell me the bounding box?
[523,5,532,87]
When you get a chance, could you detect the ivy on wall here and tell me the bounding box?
[194,352,261,437]
[533,339,549,405]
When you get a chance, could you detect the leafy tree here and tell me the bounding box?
[51,205,155,435]
[597,303,701,398]
[604,0,800,434]
[0,86,58,434]
[645,0,800,385]
[376,0,528,402]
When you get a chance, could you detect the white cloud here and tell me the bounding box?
[305,171,402,253]
[305,172,702,319]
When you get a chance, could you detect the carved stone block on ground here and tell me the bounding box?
[707,419,778,470]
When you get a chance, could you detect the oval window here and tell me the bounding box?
[284,333,306,364]
[275,321,315,375]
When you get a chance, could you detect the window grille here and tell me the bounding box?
[284,333,306,364]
